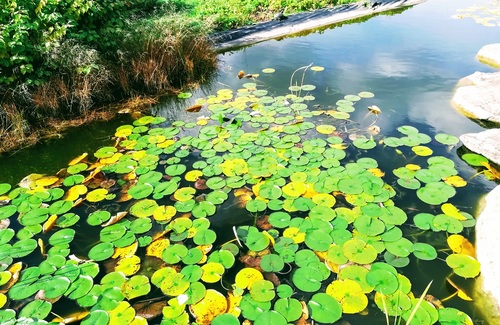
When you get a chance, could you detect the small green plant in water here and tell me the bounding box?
[0,67,480,325]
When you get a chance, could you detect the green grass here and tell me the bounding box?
[185,0,357,30]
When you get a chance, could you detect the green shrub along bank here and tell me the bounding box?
[0,0,357,153]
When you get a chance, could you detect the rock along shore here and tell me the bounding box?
[452,43,500,321]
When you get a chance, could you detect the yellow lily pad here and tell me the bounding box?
[190,289,228,325]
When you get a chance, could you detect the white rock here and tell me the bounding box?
[460,129,500,166]
[475,186,500,323]
[477,43,500,68]
[452,71,500,123]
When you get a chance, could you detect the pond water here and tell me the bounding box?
[0,0,498,323]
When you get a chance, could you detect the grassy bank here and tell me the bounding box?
[0,0,357,154]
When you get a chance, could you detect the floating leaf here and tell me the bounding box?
[447,234,475,257]
[86,189,108,202]
[342,238,377,264]
[326,279,368,314]
[19,299,52,319]
[438,307,473,325]
[262,68,275,73]
[88,242,114,261]
[446,278,473,301]
[446,254,480,278]
[461,153,488,167]
[308,293,342,323]
[310,66,325,72]
[412,242,437,260]
[130,199,158,218]
[260,254,284,272]
[366,269,399,295]
[250,279,275,302]
[435,133,459,145]
[412,146,433,156]
[212,314,240,325]
[292,267,322,292]
[190,289,227,325]
[274,298,302,322]
[178,92,192,99]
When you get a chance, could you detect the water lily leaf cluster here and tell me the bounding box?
[0,70,480,325]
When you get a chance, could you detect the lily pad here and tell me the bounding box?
[308,293,342,323]
[446,254,480,278]
[292,266,323,292]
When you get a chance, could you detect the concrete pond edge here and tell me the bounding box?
[211,0,426,52]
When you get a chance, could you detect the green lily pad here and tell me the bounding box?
[413,213,434,230]
[37,275,72,299]
[417,185,448,205]
[398,125,419,135]
[366,269,399,295]
[81,309,109,325]
[10,238,38,258]
[432,214,463,233]
[438,307,473,324]
[308,293,342,323]
[128,183,154,199]
[162,244,188,264]
[446,254,480,278]
[435,133,459,145]
[254,310,287,325]
[0,183,11,196]
[0,205,17,220]
[250,279,275,302]
[353,137,376,149]
[260,254,284,272]
[305,229,332,252]
[19,299,52,319]
[88,242,114,261]
[240,294,271,321]
[19,207,49,226]
[274,297,302,322]
[358,91,374,98]
[384,251,410,268]
[268,211,291,228]
[49,229,75,246]
[412,242,438,261]
[292,266,323,292]
[385,237,413,258]
[212,313,240,325]
[342,238,377,264]
[87,210,111,226]
[461,153,488,167]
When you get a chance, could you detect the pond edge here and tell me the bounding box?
[212,0,427,52]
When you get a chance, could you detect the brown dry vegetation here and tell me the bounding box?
[0,25,217,154]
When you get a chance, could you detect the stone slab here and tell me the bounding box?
[460,129,500,166]
[477,43,500,68]
[452,71,500,124]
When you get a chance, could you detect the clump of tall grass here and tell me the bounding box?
[113,15,217,94]
[0,15,217,154]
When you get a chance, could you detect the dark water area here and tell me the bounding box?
[0,0,498,323]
